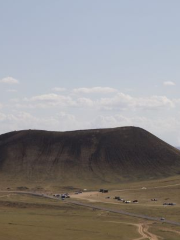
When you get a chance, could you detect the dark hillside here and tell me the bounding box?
[0,127,180,184]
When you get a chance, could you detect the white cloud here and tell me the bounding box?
[0,77,19,84]
[29,93,61,102]
[58,112,75,121]
[0,113,6,121]
[90,115,143,129]
[98,93,174,110]
[15,91,177,111]
[77,98,94,107]
[0,107,179,146]
[10,98,19,103]
[163,81,175,86]
[52,87,66,92]
[133,96,174,109]
[7,89,17,92]
[23,94,95,109]
[0,111,79,133]
[1,84,180,145]
[24,93,76,108]
[90,114,180,137]
[177,137,180,146]
[172,98,180,105]
[73,87,118,94]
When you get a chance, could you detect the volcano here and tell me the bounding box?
[0,127,180,184]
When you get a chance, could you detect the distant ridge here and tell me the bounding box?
[0,127,180,184]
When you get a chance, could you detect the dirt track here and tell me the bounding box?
[1,190,180,226]
[70,181,180,206]
[134,224,159,240]
[107,221,159,240]
[159,227,180,236]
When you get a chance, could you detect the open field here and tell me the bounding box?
[70,176,180,224]
[1,173,180,192]
[0,194,180,240]
[0,195,145,240]
[0,176,180,239]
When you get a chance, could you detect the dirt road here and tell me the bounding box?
[107,221,159,240]
[0,190,180,226]
[134,224,159,240]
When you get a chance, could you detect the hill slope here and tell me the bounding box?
[0,127,180,184]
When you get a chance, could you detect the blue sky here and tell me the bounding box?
[0,0,180,145]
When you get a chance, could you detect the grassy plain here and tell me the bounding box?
[0,175,180,239]
[72,184,180,221]
[0,195,142,240]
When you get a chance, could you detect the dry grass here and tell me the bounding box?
[0,176,180,239]
[0,195,141,240]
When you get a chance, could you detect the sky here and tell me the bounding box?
[0,0,180,146]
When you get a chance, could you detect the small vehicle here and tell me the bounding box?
[160,217,165,221]
[114,196,121,200]
[99,189,108,193]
